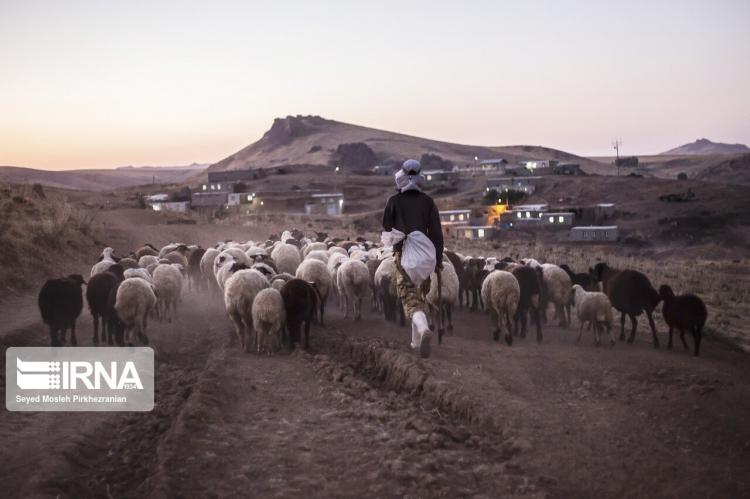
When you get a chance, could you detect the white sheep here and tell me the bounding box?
[213,248,251,276]
[540,263,572,327]
[295,258,332,326]
[115,277,157,345]
[327,246,348,257]
[425,260,460,338]
[373,256,401,323]
[138,255,159,268]
[224,268,269,352]
[337,259,371,321]
[481,270,520,345]
[303,242,328,256]
[271,243,302,275]
[251,288,286,354]
[90,247,117,277]
[521,258,542,269]
[124,267,152,283]
[152,263,183,322]
[572,284,615,346]
[304,250,329,264]
[200,248,220,290]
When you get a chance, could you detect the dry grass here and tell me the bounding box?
[450,239,750,352]
[0,183,99,296]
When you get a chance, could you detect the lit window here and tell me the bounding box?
[477,229,485,238]
[517,212,522,219]
[526,212,531,218]
[247,195,252,201]
[458,214,464,220]
[260,200,264,205]
[559,216,564,223]
[217,184,221,190]
[339,199,344,206]
[210,185,215,190]
[427,175,432,181]
[465,230,472,238]
[450,215,455,221]
[202,185,207,191]
[549,216,554,223]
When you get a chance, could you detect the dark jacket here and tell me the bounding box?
[382,190,443,265]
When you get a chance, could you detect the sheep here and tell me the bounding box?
[158,242,187,258]
[305,250,329,264]
[252,262,277,281]
[280,279,319,351]
[38,274,86,346]
[245,246,267,261]
[480,270,519,346]
[214,248,251,277]
[163,250,188,272]
[118,257,139,270]
[425,260,460,344]
[572,284,615,346]
[445,251,468,309]
[659,285,707,356]
[373,256,405,326]
[328,246,348,257]
[152,263,183,322]
[115,277,157,346]
[271,242,302,275]
[187,247,206,291]
[337,259,371,321]
[366,258,382,312]
[200,248,220,291]
[138,254,159,268]
[86,264,125,345]
[520,258,542,269]
[591,263,661,347]
[224,267,269,352]
[464,257,485,310]
[503,263,543,343]
[251,288,286,354]
[90,247,117,277]
[135,243,159,259]
[295,258,332,326]
[560,264,596,291]
[125,267,152,282]
[303,241,328,256]
[539,263,572,328]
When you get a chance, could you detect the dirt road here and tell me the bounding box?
[0,212,748,498]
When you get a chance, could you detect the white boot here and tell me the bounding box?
[410,321,420,350]
[411,311,432,358]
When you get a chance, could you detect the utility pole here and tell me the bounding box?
[612,139,622,176]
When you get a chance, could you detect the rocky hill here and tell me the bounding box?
[209,115,603,173]
[661,138,750,155]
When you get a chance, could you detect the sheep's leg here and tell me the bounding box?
[667,326,674,349]
[446,304,453,332]
[646,310,660,348]
[556,304,567,328]
[319,298,326,327]
[504,311,513,346]
[49,326,60,347]
[69,322,77,346]
[229,311,244,349]
[577,321,584,343]
[627,314,638,344]
[619,312,626,341]
[355,297,362,321]
[678,329,689,351]
[490,310,500,341]
[594,322,601,346]
[92,315,100,345]
[532,307,542,343]
[693,325,702,357]
[304,319,311,351]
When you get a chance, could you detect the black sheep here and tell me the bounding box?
[38,274,87,346]
[560,264,595,291]
[464,258,485,311]
[445,251,468,309]
[280,278,319,350]
[659,285,708,356]
[86,264,124,345]
[591,263,661,347]
[511,265,543,342]
[187,247,206,291]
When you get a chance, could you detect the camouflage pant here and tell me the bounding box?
[394,253,431,319]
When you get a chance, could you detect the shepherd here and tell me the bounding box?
[382,159,444,358]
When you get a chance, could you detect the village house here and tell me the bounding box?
[202,170,256,193]
[191,191,229,209]
[486,176,541,194]
[570,226,619,242]
[439,209,472,226]
[304,193,344,216]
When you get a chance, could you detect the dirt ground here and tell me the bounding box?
[1,212,749,498]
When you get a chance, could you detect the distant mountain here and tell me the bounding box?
[0,164,208,191]
[661,138,750,156]
[209,115,602,173]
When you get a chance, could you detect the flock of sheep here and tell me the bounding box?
[37,228,709,357]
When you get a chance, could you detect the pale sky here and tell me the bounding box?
[1,0,748,170]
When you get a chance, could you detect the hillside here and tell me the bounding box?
[661,138,750,155]
[0,164,207,191]
[209,115,604,173]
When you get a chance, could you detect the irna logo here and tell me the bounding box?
[16,357,144,390]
